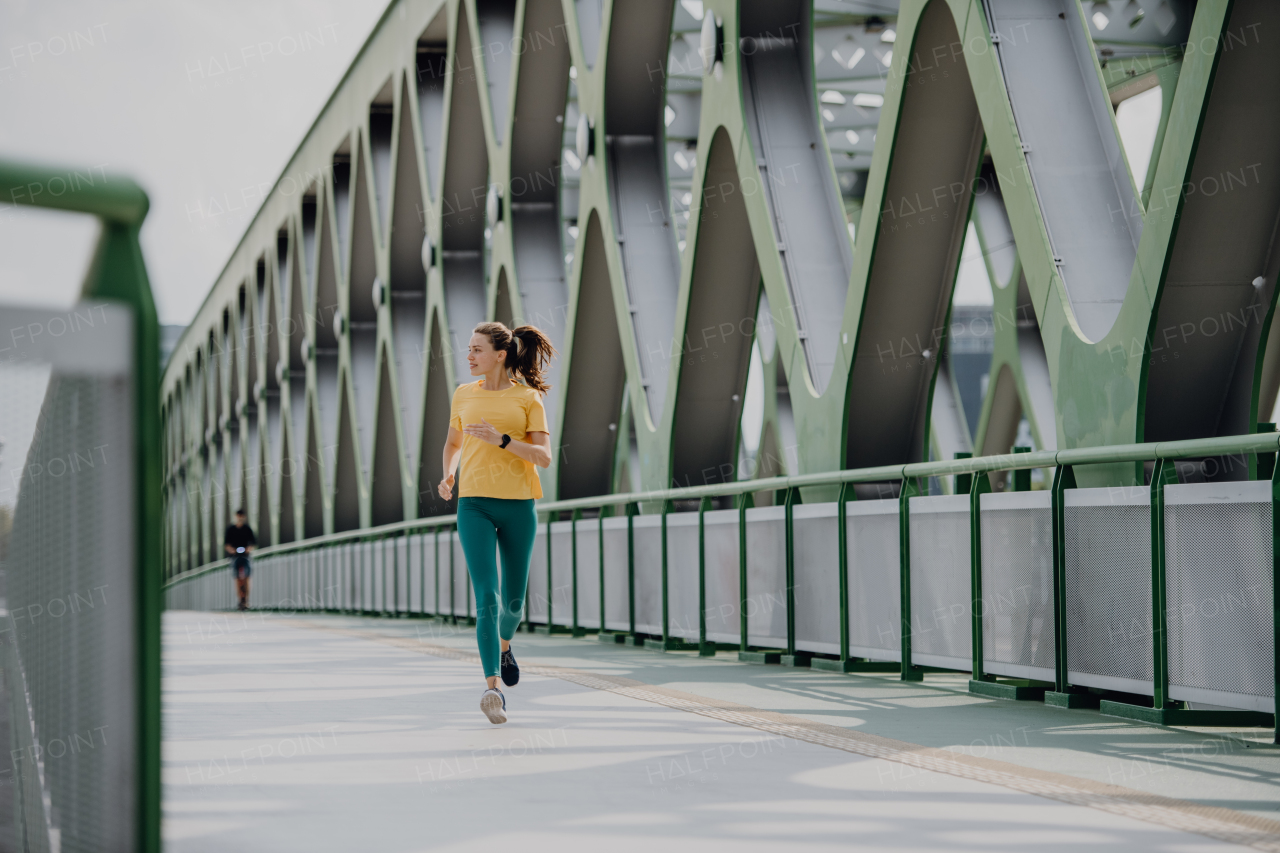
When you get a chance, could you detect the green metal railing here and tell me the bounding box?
[0,160,161,851]
[165,431,1280,738]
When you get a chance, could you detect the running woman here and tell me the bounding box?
[438,322,556,724]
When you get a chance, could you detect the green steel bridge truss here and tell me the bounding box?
[161,0,1280,575]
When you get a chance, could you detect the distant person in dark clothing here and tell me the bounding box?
[224,509,256,611]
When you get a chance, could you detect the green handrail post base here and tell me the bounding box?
[645,637,699,652]
[1044,689,1102,709]
[781,651,814,668]
[811,657,900,674]
[969,679,1051,701]
[598,631,630,644]
[698,641,737,657]
[1099,701,1274,728]
[738,650,783,664]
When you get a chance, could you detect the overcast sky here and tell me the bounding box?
[0,0,387,324]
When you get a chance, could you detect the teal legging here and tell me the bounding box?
[456,496,537,677]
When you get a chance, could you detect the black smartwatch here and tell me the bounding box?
[499,433,512,449]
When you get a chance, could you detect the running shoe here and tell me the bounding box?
[480,688,507,725]
[500,647,519,687]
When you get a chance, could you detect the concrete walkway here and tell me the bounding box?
[163,611,1280,852]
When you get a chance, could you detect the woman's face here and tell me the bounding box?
[467,333,506,375]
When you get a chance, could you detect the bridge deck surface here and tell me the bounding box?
[163,610,1280,852]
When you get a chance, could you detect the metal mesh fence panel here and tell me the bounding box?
[1,302,138,852]
[601,517,630,633]
[1165,482,1275,713]
[980,491,1055,681]
[527,526,548,623]
[908,495,972,670]
[550,521,574,628]
[665,514,700,641]
[1064,486,1153,695]
[847,500,902,662]
[794,503,840,655]
[632,515,663,636]
[575,522,601,631]
[703,510,740,645]
[745,506,787,649]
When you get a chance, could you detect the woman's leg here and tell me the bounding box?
[456,498,502,682]
[494,499,538,642]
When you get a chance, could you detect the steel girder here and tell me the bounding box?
[160,0,1280,569]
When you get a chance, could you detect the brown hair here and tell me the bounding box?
[473,321,557,394]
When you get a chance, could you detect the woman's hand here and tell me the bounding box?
[463,418,503,446]
[437,472,455,501]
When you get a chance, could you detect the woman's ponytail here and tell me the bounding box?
[473,321,557,393]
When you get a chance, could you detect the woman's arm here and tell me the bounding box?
[438,426,464,499]
[462,419,552,468]
[505,430,551,468]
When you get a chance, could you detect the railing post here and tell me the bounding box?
[838,481,851,665]
[571,508,583,637]
[382,534,390,617]
[1149,457,1179,711]
[969,466,992,685]
[782,486,806,666]
[1272,448,1280,744]
[660,498,673,648]
[698,495,714,656]
[954,452,973,496]
[1257,421,1276,481]
[599,507,607,636]
[449,525,458,624]
[1045,464,1094,707]
[738,491,752,657]
[627,501,638,640]
[545,512,554,631]
[433,527,441,620]
[899,475,923,681]
[1012,446,1032,491]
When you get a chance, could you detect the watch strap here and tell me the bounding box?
[500,433,511,449]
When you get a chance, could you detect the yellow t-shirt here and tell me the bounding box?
[449,379,549,499]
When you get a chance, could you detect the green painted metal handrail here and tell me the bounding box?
[165,430,1280,588]
[2,157,160,852]
[0,161,149,225]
